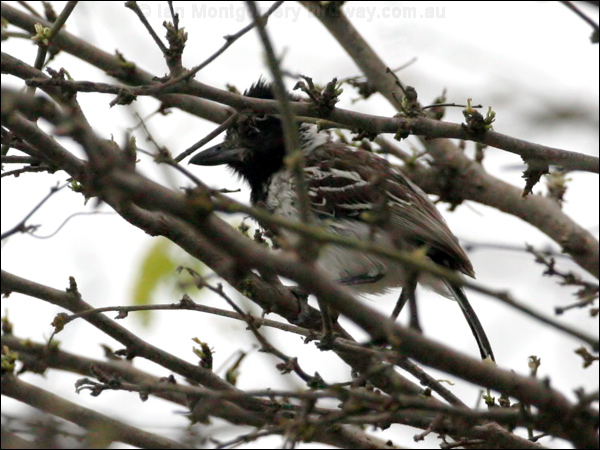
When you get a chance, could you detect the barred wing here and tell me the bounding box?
[304,144,474,277]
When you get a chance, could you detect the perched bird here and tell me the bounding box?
[190,79,494,361]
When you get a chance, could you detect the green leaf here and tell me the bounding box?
[131,238,178,326]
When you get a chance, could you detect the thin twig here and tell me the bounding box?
[174,112,238,162]
[22,76,600,174]
[246,1,315,243]
[560,1,599,35]
[1,183,67,240]
[1,165,53,178]
[31,1,78,71]
[174,1,285,85]
[31,211,116,239]
[60,295,309,335]
[198,279,322,385]
[124,1,168,54]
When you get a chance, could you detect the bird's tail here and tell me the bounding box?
[448,284,495,362]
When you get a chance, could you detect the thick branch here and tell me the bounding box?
[4,5,599,277]
[2,3,597,174]
[1,375,193,449]
[1,3,231,123]
[294,1,599,278]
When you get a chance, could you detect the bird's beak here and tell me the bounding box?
[189,143,245,166]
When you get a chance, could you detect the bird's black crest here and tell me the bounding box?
[244,78,275,99]
[243,78,302,102]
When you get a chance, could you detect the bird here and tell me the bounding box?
[189,79,495,361]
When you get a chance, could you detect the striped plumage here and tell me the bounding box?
[190,80,494,361]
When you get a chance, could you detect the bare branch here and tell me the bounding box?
[1,375,194,449]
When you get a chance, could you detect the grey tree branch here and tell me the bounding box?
[1,375,194,449]
[294,1,599,278]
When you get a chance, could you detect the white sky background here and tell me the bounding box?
[1,1,599,448]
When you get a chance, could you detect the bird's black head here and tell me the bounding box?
[189,79,301,203]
